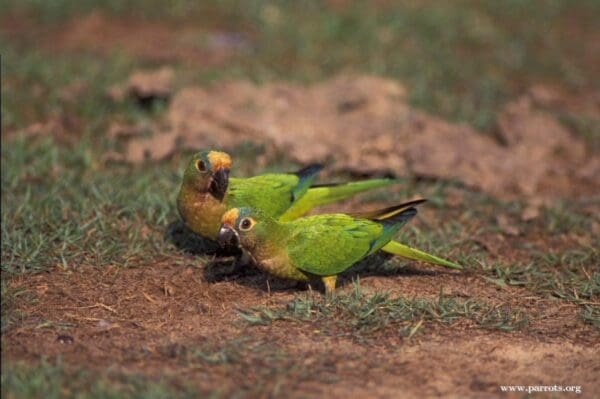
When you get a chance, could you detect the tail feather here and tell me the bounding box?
[382,240,462,269]
[364,203,422,256]
[352,199,427,221]
[309,178,399,200]
[378,207,418,230]
[279,178,400,221]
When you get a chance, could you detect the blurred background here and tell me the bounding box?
[2,1,599,398]
[2,0,598,190]
[3,0,599,128]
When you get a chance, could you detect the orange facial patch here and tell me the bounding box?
[207,151,232,170]
[221,208,240,226]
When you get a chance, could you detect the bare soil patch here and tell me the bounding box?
[3,258,598,398]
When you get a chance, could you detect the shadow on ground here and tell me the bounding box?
[166,219,452,294]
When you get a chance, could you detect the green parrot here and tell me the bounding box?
[177,150,461,269]
[177,150,397,240]
[216,200,426,294]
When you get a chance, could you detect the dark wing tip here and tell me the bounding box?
[354,198,426,221]
[379,206,418,228]
[309,181,343,188]
[294,163,324,179]
[400,198,427,208]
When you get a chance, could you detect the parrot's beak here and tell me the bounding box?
[217,223,239,247]
[209,168,230,201]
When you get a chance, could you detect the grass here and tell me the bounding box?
[1,42,145,132]
[1,137,181,275]
[1,339,341,398]
[156,337,341,390]
[2,360,204,399]
[581,305,600,328]
[539,200,600,235]
[239,281,529,337]
[477,250,599,301]
[477,249,599,327]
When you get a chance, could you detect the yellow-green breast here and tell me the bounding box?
[177,187,228,240]
[256,251,311,281]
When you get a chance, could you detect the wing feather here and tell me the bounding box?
[286,215,383,276]
[228,165,321,218]
[229,174,300,216]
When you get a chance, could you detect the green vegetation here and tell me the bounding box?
[581,304,600,328]
[1,361,203,399]
[2,343,339,398]
[1,137,180,274]
[155,337,341,390]
[239,281,528,336]
[478,249,599,300]
[477,250,599,326]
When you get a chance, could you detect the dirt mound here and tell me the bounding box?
[122,75,599,199]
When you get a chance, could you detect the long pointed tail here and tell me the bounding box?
[280,178,399,221]
[382,240,462,269]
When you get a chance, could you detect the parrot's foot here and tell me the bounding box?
[322,275,337,296]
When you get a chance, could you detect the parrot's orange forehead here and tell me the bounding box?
[207,151,232,170]
[222,208,240,226]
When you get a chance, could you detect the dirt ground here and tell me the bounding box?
[4,256,599,398]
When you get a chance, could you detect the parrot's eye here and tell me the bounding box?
[196,159,207,172]
[239,217,255,231]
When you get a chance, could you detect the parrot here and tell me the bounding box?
[177,150,461,270]
[177,150,398,240]
[216,200,426,294]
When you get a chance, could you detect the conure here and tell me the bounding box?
[177,150,396,239]
[177,150,461,269]
[216,200,426,294]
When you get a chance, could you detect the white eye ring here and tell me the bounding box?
[239,217,254,231]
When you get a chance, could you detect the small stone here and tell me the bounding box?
[496,215,521,236]
[56,334,74,344]
[164,283,175,296]
[521,205,540,221]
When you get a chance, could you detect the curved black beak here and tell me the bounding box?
[209,168,230,201]
[217,223,239,247]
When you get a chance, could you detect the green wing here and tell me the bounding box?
[279,178,399,222]
[228,165,321,218]
[285,215,384,276]
[287,203,421,276]
[228,174,299,216]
